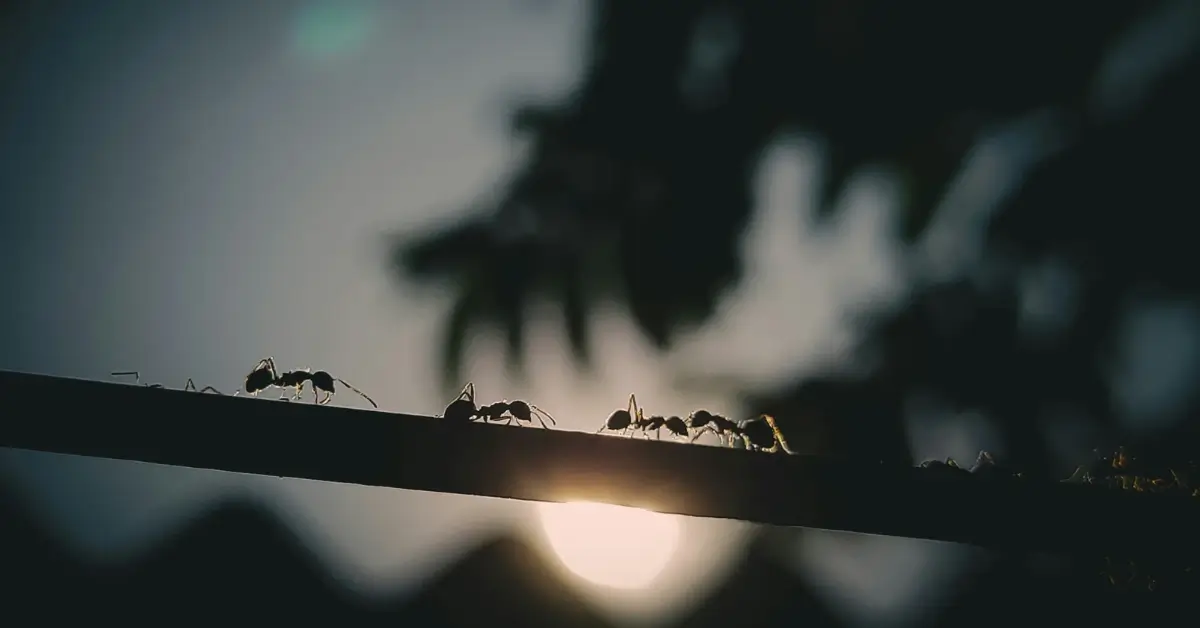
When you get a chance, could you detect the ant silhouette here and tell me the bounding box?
[235,357,377,408]
[441,382,556,428]
[633,412,689,441]
[687,410,741,446]
[735,414,794,454]
[597,394,640,436]
[111,371,222,394]
[595,395,687,440]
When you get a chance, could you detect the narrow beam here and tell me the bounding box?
[1,369,1196,560]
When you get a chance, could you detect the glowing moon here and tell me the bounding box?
[537,501,681,589]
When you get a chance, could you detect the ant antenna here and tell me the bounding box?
[112,371,144,384]
[336,377,378,409]
[528,403,556,427]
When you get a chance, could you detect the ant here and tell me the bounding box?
[688,410,741,446]
[441,382,556,428]
[235,357,377,408]
[111,371,222,394]
[736,414,794,454]
[595,394,687,440]
[633,413,690,441]
[597,394,639,436]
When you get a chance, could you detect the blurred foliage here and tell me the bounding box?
[391,0,1199,474]
[912,447,1200,592]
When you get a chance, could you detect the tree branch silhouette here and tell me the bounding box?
[2,369,1199,562]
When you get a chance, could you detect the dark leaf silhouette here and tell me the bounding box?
[391,0,1163,389]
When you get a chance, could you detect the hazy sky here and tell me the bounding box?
[2,1,1198,626]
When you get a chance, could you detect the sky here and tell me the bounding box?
[2,0,1198,626]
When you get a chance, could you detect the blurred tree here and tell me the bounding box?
[391,0,1198,471]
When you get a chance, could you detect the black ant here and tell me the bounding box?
[483,399,556,428]
[736,414,794,454]
[441,382,556,428]
[235,357,377,408]
[597,393,639,436]
[633,413,690,440]
[688,410,741,446]
[111,371,222,394]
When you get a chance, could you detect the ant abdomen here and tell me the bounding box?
[605,409,632,431]
[443,398,477,423]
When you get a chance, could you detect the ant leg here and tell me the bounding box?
[199,386,222,394]
[185,379,198,392]
[252,358,274,378]
[319,390,333,405]
[111,371,141,384]
[1062,466,1089,483]
[335,378,378,409]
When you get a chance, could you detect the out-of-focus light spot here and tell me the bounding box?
[537,501,680,589]
[290,0,378,64]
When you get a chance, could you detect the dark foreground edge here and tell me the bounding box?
[1,369,1197,560]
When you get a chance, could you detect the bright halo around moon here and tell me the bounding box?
[537,501,681,589]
